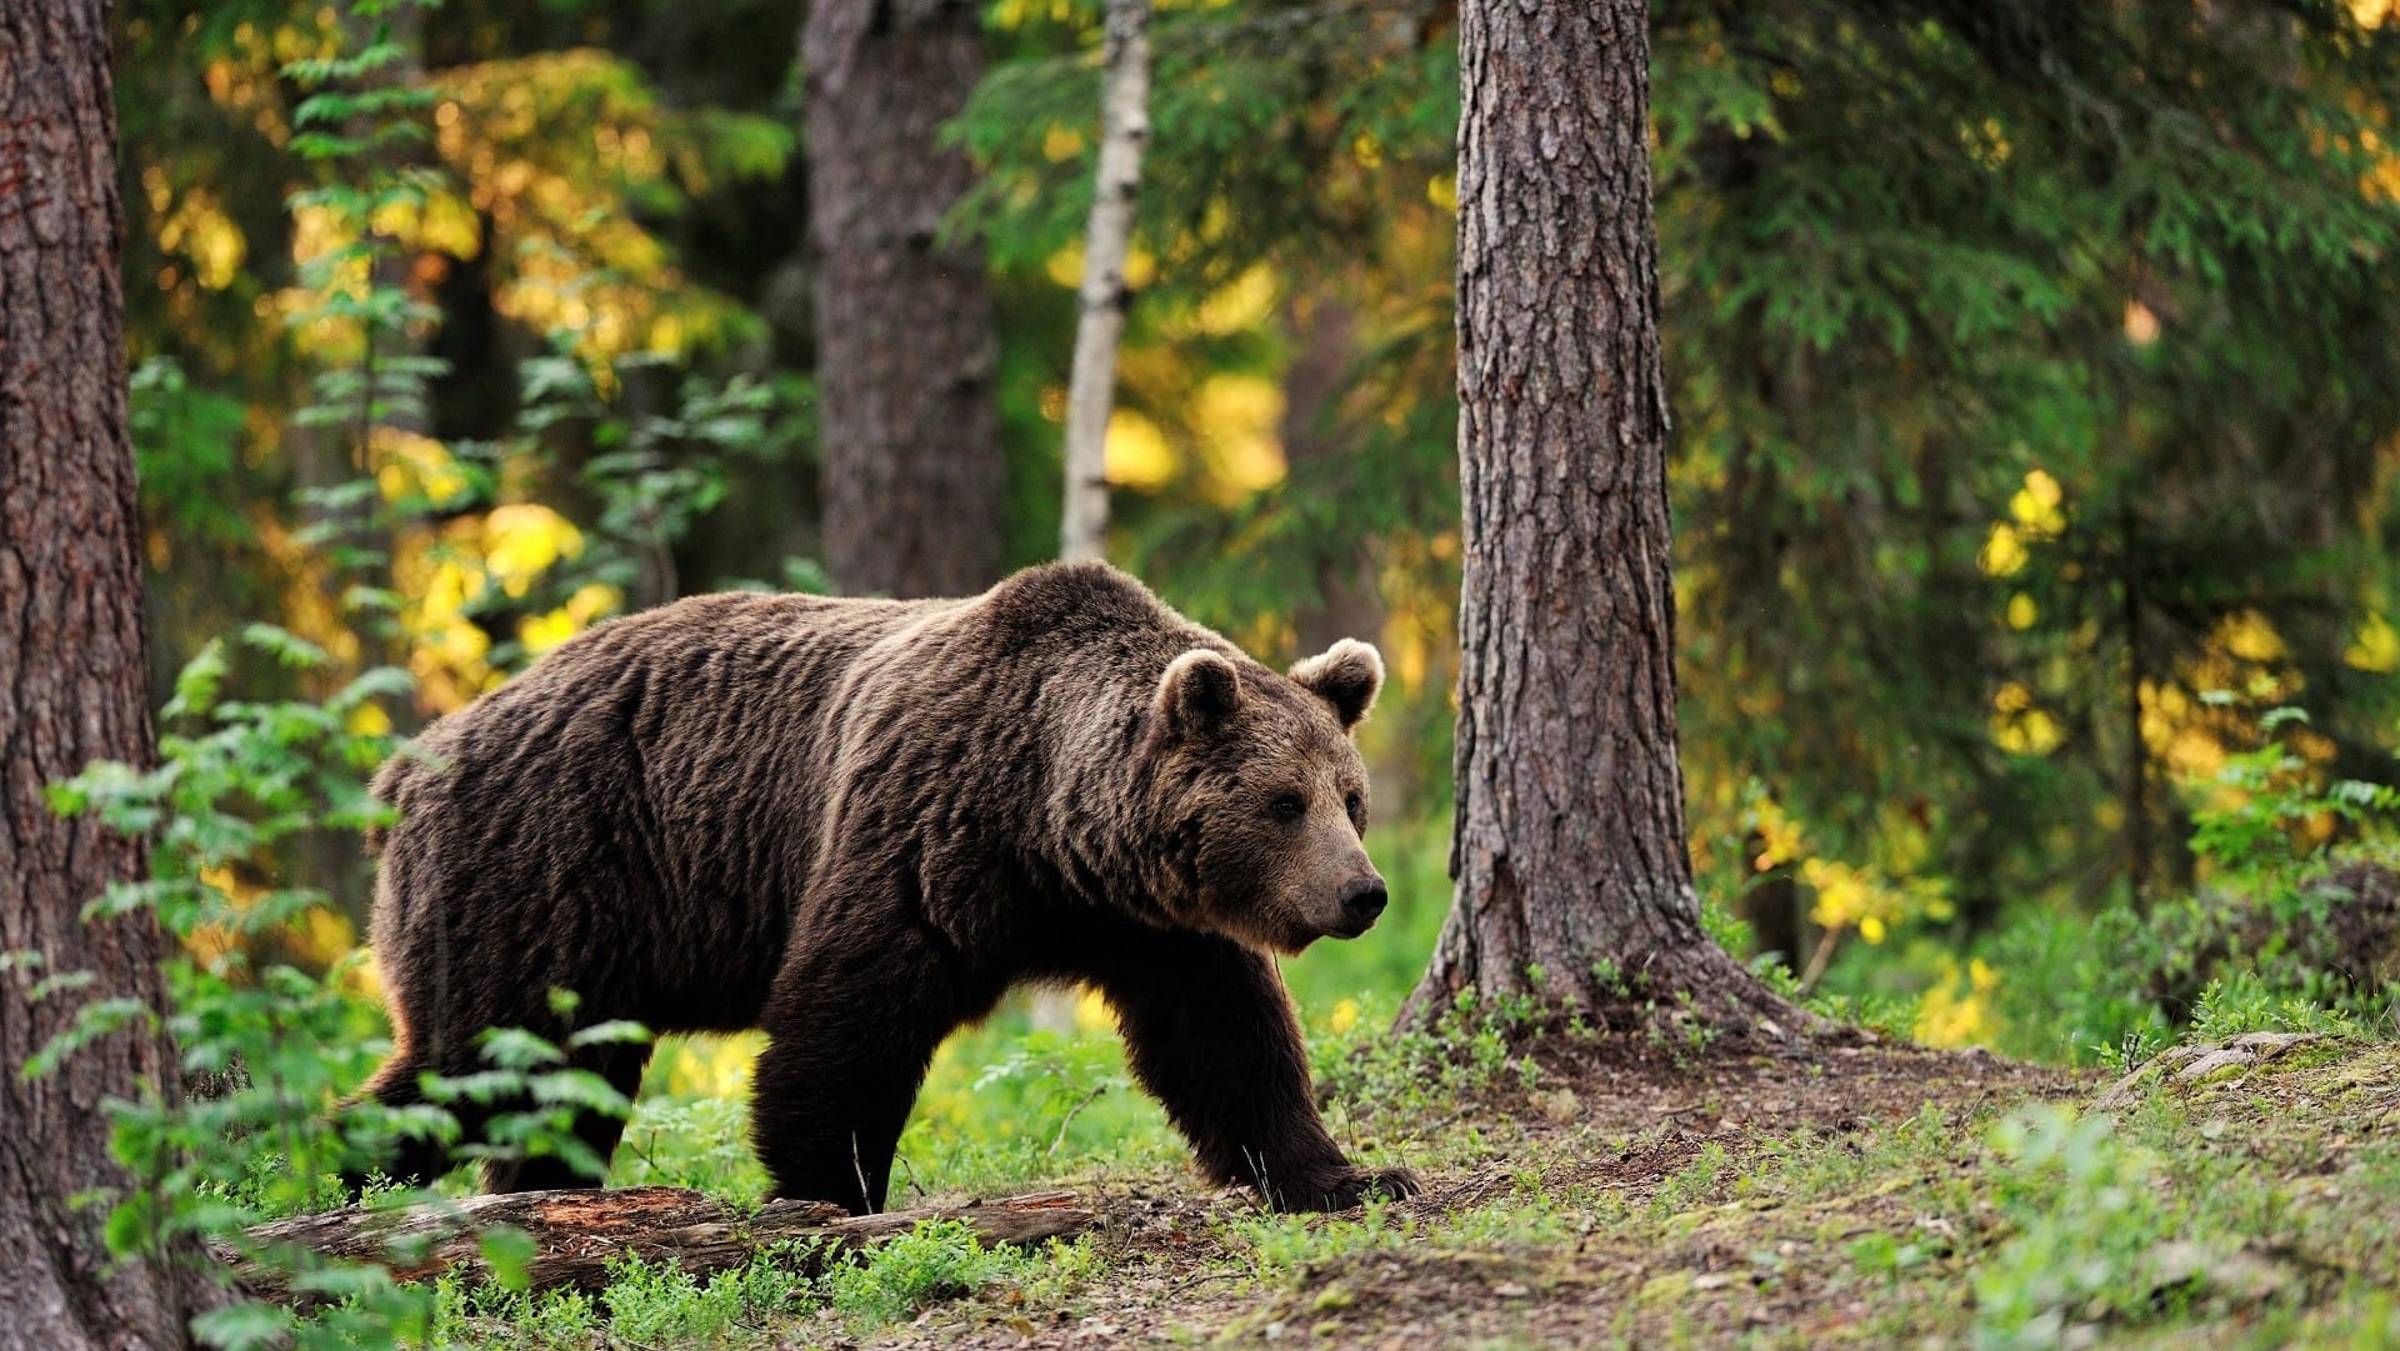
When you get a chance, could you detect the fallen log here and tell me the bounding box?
[214,1186,1094,1301]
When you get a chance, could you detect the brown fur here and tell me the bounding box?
[356,561,1416,1212]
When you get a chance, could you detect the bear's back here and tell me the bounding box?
[378,589,950,844]
[365,589,961,1030]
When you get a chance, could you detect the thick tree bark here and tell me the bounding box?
[1058,0,1151,564]
[805,0,1005,599]
[0,4,217,1345]
[218,1187,1094,1302]
[1405,0,1800,1037]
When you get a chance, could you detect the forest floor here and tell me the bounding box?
[826,1032,2400,1349]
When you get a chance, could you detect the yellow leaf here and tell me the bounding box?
[1979,523,2028,576]
[2347,613,2400,673]
[1329,998,1360,1035]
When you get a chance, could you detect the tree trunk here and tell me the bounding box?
[1738,833,1805,976]
[2120,497,2150,910]
[1280,295,1382,660]
[805,0,1005,599]
[218,1187,1094,1303]
[0,4,216,1345]
[1405,0,1800,1038]
[1058,0,1151,564]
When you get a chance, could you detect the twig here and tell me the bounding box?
[1798,926,1844,991]
[893,1148,929,1205]
[1048,1086,1109,1159]
[623,1130,661,1177]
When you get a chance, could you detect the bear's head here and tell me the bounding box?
[1140,638,1389,953]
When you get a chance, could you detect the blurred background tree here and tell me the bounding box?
[109,0,2400,1047]
[805,0,1007,597]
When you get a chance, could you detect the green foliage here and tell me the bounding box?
[2184,970,2377,1044]
[1216,1195,1417,1283]
[820,1219,1029,1329]
[430,1221,1046,1345]
[498,347,811,627]
[594,1243,819,1345]
[282,0,444,438]
[976,0,2400,939]
[1656,0,2400,928]
[2186,706,2400,878]
[612,1093,770,1199]
[1810,701,2400,1063]
[957,1,1458,291]
[29,637,644,1346]
[1308,983,1545,1127]
[1966,906,2175,1068]
[131,359,252,546]
[1974,1108,2190,1349]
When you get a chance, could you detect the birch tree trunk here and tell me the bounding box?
[1057,0,1151,563]
[0,4,218,1343]
[805,0,1005,599]
[1405,0,1803,1039]
[1028,0,1151,1034]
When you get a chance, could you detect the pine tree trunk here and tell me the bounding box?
[0,4,216,1344]
[1405,0,1801,1039]
[1280,296,1381,661]
[1057,0,1151,565]
[805,0,1005,599]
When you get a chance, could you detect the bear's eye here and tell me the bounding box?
[1269,793,1307,824]
[1344,790,1364,821]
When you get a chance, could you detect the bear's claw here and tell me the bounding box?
[1269,1164,1423,1213]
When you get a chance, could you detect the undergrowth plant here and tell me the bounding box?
[1309,983,1546,1127]
[1844,703,2400,1066]
[29,634,642,1349]
[283,0,451,661]
[1973,1107,2180,1347]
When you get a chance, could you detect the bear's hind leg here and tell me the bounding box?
[342,1046,457,1196]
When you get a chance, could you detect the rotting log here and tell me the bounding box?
[215,1187,1093,1301]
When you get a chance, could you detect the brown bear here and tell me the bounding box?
[356,560,1418,1213]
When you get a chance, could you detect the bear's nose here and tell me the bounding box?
[1339,876,1388,929]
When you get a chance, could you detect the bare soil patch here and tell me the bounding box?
[873,1038,2091,1348]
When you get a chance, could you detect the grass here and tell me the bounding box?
[410,1016,2400,1348]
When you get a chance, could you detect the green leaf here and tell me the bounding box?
[238,625,331,670]
[478,1225,539,1292]
[163,641,231,723]
[191,1300,297,1351]
[567,1019,651,1049]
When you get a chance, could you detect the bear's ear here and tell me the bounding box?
[1288,638,1384,732]
[1155,649,1244,736]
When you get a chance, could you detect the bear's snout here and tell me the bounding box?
[1333,874,1388,937]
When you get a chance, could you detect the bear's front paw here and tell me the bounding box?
[1267,1163,1423,1213]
